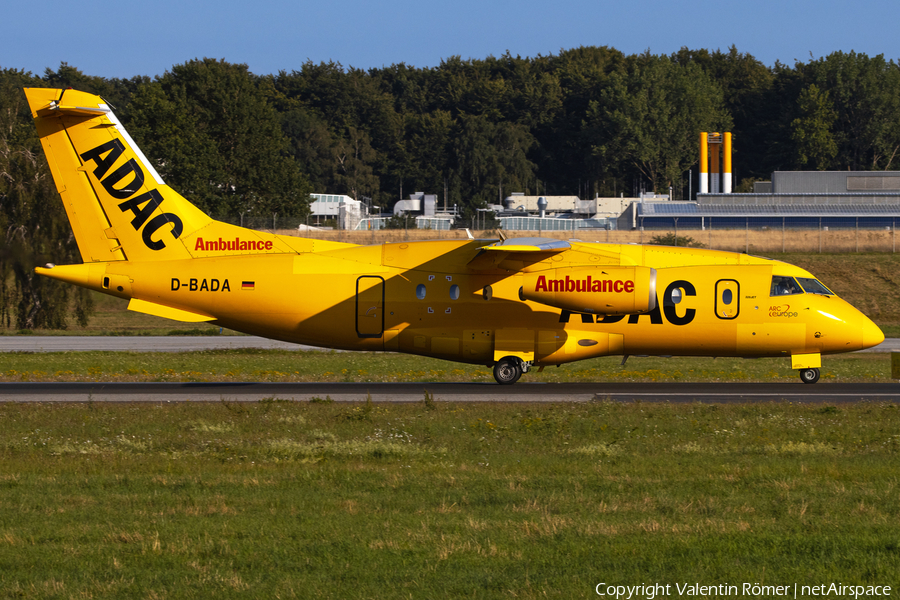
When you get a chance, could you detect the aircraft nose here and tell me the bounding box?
[861,318,885,350]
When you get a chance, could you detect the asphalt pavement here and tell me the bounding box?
[1,381,898,403]
[0,336,319,352]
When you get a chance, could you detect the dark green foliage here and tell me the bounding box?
[672,46,776,181]
[586,54,731,196]
[649,233,707,248]
[451,114,536,212]
[0,68,93,329]
[127,59,312,219]
[796,51,900,170]
[791,84,838,169]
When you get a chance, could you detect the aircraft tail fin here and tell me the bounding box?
[25,88,212,263]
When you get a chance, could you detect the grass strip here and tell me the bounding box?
[0,349,892,383]
[0,400,898,598]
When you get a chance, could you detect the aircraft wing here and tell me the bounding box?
[468,238,571,270]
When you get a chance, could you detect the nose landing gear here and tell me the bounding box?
[799,368,820,384]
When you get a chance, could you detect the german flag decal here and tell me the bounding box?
[242,281,255,290]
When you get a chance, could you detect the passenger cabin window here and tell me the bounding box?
[770,275,802,296]
[796,277,834,296]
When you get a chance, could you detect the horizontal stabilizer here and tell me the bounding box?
[35,102,110,118]
[127,298,215,323]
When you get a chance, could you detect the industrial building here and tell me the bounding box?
[492,193,637,231]
[307,193,368,230]
[633,171,900,230]
[312,129,900,232]
[351,192,457,230]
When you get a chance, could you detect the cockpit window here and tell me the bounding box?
[770,275,803,296]
[796,277,834,296]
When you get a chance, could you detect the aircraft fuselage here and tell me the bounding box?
[54,238,880,371]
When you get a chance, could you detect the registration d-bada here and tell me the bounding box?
[25,88,884,384]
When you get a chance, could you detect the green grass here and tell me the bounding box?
[0,349,892,383]
[0,400,898,598]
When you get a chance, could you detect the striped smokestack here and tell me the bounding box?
[699,131,709,194]
[723,132,733,194]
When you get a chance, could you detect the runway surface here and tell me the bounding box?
[0,336,895,353]
[1,382,898,403]
[0,337,895,403]
[0,336,310,352]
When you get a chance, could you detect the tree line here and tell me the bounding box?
[1,47,899,327]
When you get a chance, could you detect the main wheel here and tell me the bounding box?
[799,368,820,384]
[493,357,523,385]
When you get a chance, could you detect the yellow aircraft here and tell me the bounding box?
[24,87,884,384]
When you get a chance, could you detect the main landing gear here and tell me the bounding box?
[799,368,820,384]
[493,356,530,385]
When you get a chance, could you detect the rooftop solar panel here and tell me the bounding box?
[638,202,900,218]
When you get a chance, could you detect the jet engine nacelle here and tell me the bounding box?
[522,266,657,315]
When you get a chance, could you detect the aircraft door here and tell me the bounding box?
[715,279,740,319]
[356,276,385,338]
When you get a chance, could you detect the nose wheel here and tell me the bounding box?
[799,368,820,384]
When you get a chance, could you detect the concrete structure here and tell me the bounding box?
[308,193,369,230]
[498,216,615,231]
[700,171,900,207]
[394,192,437,217]
[631,171,900,230]
[502,194,580,212]
[772,171,900,194]
[354,216,453,231]
[634,201,900,230]
[309,193,356,217]
[499,194,641,231]
[353,192,455,231]
[577,196,638,218]
[339,201,366,231]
